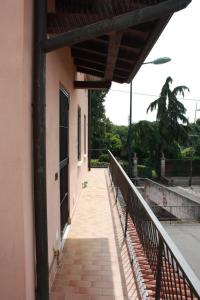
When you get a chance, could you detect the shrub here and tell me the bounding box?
[98,154,109,162]
[138,164,156,178]
[90,159,109,168]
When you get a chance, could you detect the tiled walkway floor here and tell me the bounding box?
[50,169,139,300]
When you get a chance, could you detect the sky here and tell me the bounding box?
[105,0,200,126]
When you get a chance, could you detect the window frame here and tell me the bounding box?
[77,106,81,161]
[84,114,87,155]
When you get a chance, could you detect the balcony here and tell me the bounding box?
[50,152,200,300]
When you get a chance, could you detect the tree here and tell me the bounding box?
[133,121,159,157]
[90,90,108,155]
[105,133,122,156]
[147,77,189,151]
[111,125,128,158]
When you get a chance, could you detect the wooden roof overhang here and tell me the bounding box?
[45,0,191,89]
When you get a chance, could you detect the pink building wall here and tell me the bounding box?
[46,48,88,282]
[0,0,88,298]
[0,1,35,299]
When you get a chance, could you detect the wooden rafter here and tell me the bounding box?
[77,66,104,78]
[43,0,191,52]
[74,81,111,89]
[127,16,171,82]
[74,40,107,55]
[71,48,106,64]
[75,59,105,73]
[104,32,122,81]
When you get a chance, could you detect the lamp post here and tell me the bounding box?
[127,57,171,178]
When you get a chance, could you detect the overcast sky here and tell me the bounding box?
[105,0,200,125]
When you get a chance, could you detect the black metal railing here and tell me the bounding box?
[108,151,200,300]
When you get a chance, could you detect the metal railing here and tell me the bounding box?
[108,151,200,300]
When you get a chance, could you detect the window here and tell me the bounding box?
[84,115,86,155]
[78,107,81,160]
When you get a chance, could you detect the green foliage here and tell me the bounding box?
[181,147,194,158]
[146,77,189,173]
[91,90,108,151]
[90,159,109,168]
[147,77,189,148]
[98,154,109,162]
[194,139,200,157]
[90,78,200,177]
[132,121,160,160]
[105,133,122,155]
[138,165,157,178]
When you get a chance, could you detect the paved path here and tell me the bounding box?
[50,169,139,300]
[163,222,200,281]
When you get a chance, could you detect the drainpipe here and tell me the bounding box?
[33,0,49,299]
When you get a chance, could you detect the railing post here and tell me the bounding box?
[115,185,119,202]
[124,204,129,237]
[155,238,164,300]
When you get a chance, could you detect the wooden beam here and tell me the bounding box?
[71,49,106,65]
[73,45,107,58]
[77,66,104,78]
[43,0,191,52]
[104,32,122,81]
[112,76,125,83]
[127,16,171,82]
[74,81,111,89]
[115,60,134,71]
[74,59,105,72]
[118,48,139,62]
[121,38,144,49]
[77,64,104,75]
[73,40,107,55]
[129,22,155,33]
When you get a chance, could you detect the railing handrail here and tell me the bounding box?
[89,148,107,151]
[152,205,200,208]
[108,150,200,295]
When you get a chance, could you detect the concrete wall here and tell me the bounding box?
[165,176,200,186]
[145,179,200,220]
[0,0,88,298]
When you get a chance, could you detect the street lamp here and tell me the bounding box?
[127,57,171,178]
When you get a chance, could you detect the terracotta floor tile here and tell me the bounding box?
[92,281,114,288]
[66,294,91,300]
[78,287,102,295]
[50,169,139,300]
[68,280,92,288]
[90,296,115,300]
[50,292,66,300]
